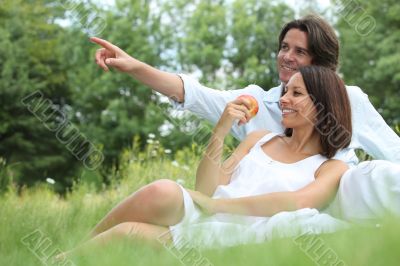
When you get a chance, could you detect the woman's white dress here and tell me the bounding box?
[169,132,347,248]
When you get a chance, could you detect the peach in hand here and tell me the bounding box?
[237,95,259,120]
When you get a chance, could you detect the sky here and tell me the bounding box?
[286,0,331,10]
[95,0,333,12]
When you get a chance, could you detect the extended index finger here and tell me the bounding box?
[90,37,119,52]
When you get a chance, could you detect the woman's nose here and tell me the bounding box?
[280,94,290,107]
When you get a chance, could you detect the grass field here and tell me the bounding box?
[1,144,399,266]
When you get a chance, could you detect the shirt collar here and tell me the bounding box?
[263,83,283,103]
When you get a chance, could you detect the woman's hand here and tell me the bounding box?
[214,99,252,137]
[91,37,142,73]
[187,189,218,215]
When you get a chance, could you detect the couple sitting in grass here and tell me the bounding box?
[61,65,350,256]
[59,14,400,257]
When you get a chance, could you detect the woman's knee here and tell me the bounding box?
[142,179,183,207]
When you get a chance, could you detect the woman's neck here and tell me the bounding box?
[284,127,321,156]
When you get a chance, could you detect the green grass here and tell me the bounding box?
[1,144,399,266]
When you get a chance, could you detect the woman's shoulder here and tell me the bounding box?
[245,130,271,140]
[315,159,349,177]
[239,130,270,149]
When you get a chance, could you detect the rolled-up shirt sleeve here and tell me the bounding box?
[169,74,278,140]
[170,74,237,120]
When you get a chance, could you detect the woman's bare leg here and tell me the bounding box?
[88,179,185,238]
[58,222,172,259]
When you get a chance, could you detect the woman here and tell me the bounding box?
[59,65,351,256]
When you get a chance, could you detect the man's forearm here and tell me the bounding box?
[215,192,300,217]
[195,132,226,196]
[129,61,184,102]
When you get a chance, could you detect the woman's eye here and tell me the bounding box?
[294,91,302,96]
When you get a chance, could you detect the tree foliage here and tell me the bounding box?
[1,0,398,190]
[0,0,77,189]
[334,0,400,125]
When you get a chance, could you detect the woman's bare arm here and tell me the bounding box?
[192,159,349,216]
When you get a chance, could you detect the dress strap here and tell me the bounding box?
[254,132,280,147]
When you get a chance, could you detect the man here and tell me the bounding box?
[91,14,400,224]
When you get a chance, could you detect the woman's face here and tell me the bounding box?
[279,72,317,129]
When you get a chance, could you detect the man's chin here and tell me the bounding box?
[279,75,289,85]
[279,71,298,84]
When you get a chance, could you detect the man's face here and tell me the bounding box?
[277,29,313,84]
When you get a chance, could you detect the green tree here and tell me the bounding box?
[180,0,228,83]
[334,0,400,126]
[0,0,81,189]
[1,0,301,190]
[225,0,294,90]
[63,0,172,175]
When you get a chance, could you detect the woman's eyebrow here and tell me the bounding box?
[293,86,303,90]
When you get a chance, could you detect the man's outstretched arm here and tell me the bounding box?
[91,37,279,141]
[91,37,184,102]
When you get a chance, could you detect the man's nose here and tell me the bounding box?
[283,49,295,62]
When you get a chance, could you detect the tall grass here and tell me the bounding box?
[0,140,399,266]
